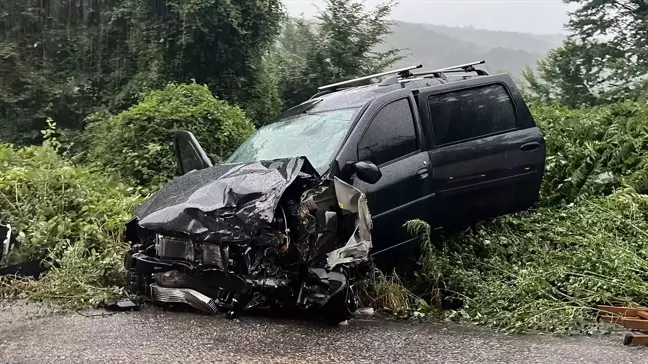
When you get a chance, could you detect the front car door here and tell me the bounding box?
[338,91,432,255]
[417,77,546,228]
[173,130,213,175]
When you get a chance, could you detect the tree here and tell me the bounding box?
[565,0,648,85]
[0,0,284,144]
[152,0,285,124]
[522,41,600,108]
[524,0,648,108]
[276,0,403,109]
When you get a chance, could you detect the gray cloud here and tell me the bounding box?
[283,0,575,35]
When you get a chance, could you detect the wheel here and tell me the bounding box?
[322,285,357,326]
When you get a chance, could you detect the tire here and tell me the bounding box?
[322,285,357,326]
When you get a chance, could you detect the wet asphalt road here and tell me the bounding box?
[0,302,645,364]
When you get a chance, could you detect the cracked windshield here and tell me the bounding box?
[2,0,648,362]
[227,108,359,172]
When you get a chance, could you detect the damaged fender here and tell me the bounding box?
[326,177,372,269]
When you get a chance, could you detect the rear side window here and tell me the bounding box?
[358,98,418,165]
[428,84,517,146]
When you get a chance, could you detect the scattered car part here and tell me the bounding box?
[0,223,15,263]
[356,307,375,316]
[0,223,46,278]
[103,298,141,312]
[149,283,219,314]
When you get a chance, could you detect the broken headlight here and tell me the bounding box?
[154,234,228,270]
[155,234,194,261]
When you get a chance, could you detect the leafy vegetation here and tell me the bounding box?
[0,127,145,307]
[86,82,255,187]
[0,0,283,143]
[358,267,418,317]
[532,101,648,205]
[521,42,601,108]
[0,0,403,142]
[408,187,648,334]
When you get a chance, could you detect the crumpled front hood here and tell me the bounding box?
[135,157,319,241]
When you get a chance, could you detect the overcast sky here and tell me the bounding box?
[283,0,574,35]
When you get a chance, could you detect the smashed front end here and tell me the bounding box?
[123,157,372,324]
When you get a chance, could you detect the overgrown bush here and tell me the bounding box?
[87,82,255,187]
[408,188,648,334]
[0,137,144,307]
[532,100,648,205]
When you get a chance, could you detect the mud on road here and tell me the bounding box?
[0,302,644,364]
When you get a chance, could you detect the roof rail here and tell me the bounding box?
[414,60,487,78]
[418,68,488,82]
[317,64,423,92]
[392,60,488,85]
[383,60,488,87]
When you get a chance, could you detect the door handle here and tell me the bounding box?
[520,142,540,152]
[416,167,430,180]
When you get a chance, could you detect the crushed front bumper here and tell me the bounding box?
[123,157,372,323]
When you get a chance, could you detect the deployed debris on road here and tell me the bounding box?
[0,223,44,278]
[123,156,373,324]
[598,305,648,345]
[103,298,141,312]
[0,223,15,263]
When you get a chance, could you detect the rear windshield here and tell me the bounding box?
[227,108,360,172]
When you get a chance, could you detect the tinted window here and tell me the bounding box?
[358,98,418,165]
[428,84,517,146]
[175,133,210,174]
[178,142,205,174]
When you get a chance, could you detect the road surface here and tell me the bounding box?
[0,302,644,363]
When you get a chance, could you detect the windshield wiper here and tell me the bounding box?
[281,99,322,118]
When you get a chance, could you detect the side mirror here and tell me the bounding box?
[355,161,382,184]
[173,131,213,175]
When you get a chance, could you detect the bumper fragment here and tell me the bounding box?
[149,283,219,315]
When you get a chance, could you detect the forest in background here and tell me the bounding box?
[2,0,648,335]
[0,0,402,145]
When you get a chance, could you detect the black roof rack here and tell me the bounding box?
[311,60,488,98]
[398,60,487,85]
[413,60,486,77]
[316,64,423,92]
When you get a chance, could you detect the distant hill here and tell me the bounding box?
[420,23,564,54]
[375,21,565,77]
